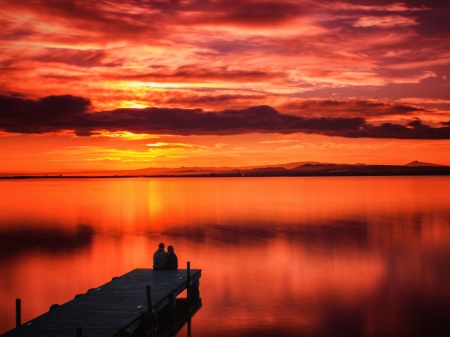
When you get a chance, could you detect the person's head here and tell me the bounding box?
[158,243,164,249]
[168,245,174,253]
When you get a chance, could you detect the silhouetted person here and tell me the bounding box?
[165,245,178,270]
[153,243,167,270]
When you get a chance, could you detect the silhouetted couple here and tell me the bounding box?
[153,243,178,270]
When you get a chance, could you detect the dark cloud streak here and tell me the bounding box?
[1,94,449,139]
[179,0,305,27]
[111,65,283,83]
[280,99,424,117]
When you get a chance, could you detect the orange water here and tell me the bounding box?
[1,177,450,336]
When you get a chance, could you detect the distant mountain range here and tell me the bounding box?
[404,160,442,167]
[2,161,449,178]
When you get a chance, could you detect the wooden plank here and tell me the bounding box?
[2,269,201,337]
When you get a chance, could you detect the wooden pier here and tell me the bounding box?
[2,266,202,337]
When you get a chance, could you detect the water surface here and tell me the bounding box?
[1,176,450,336]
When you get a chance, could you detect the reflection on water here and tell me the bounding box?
[0,224,94,259]
[0,177,450,336]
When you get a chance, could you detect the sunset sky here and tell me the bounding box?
[1,0,450,173]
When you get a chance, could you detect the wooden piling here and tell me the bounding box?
[15,298,21,328]
[186,261,192,335]
[168,292,176,335]
[146,284,155,335]
[146,285,152,311]
[187,261,191,303]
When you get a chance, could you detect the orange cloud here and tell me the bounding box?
[353,15,418,28]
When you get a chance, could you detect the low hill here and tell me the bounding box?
[405,160,442,167]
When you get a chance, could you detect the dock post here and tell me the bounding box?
[15,298,21,327]
[146,285,152,311]
[146,285,157,335]
[187,261,191,304]
[186,261,192,336]
[187,307,192,337]
[169,292,176,327]
[190,279,200,300]
[76,328,82,337]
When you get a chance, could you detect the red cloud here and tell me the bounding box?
[109,65,284,83]
[1,0,450,122]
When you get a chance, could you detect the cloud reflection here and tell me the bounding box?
[161,219,369,250]
[0,224,94,259]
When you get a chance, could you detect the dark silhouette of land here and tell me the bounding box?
[404,160,442,167]
[1,161,450,178]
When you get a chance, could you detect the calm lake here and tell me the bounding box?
[1,176,450,336]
